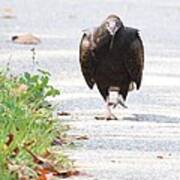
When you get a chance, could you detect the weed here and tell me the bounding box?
[0,70,72,179]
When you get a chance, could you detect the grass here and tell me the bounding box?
[0,69,72,179]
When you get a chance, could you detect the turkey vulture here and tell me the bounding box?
[79,15,144,120]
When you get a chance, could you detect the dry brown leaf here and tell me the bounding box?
[6,133,14,146]
[11,147,20,158]
[24,147,63,176]
[24,146,79,179]
[11,84,28,96]
[157,155,164,159]
[94,116,106,120]
[53,135,72,145]
[75,135,89,140]
[23,140,35,147]
[57,112,71,116]
[42,150,51,158]
[19,176,29,180]
[59,169,80,178]
[37,165,79,179]
[17,84,28,93]
[8,162,36,180]
[37,168,51,180]
[52,139,63,146]
[24,146,44,164]
[38,173,53,180]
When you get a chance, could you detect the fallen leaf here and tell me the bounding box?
[24,146,79,179]
[8,162,37,180]
[6,133,14,146]
[52,139,63,146]
[37,169,53,180]
[157,155,164,159]
[17,84,28,93]
[19,176,29,180]
[53,135,72,145]
[24,146,44,164]
[42,150,51,158]
[11,147,20,158]
[95,116,105,120]
[75,135,89,140]
[58,169,80,178]
[1,15,16,19]
[11,84,28,96]
[23,140,35,147]
[57,112,71,116]
[24,147,62,176]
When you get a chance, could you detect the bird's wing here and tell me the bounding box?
[79,33,97,89]
[124,31,144,89]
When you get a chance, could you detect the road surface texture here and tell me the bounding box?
[0,0,180,179]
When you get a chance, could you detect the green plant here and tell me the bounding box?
[0,70,72,179]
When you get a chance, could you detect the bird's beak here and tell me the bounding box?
[107,21,119,36]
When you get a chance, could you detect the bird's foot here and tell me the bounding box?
[106,114,118,120]
[95,113,118,120]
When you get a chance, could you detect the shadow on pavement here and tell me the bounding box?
[123,113,180,124]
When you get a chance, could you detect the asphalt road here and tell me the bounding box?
[0,0,180,179]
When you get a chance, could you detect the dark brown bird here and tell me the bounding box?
[79,15,144,120]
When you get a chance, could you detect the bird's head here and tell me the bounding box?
[104,15,123,36]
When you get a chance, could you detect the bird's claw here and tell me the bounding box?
[106,115,118,121]
[95,114,118,121]
[106,112,118,120]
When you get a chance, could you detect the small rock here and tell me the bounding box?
[11,34,41,45]
[157,155,164,159]
[111,160,116,163]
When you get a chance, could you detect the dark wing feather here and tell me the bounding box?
[125,31,144,89]
[79,33,96,89]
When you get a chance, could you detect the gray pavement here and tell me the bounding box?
[0,0,180,179]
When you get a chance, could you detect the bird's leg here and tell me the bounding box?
[105,96,118,120]
[95,87,117,120]
[112,95,127,109]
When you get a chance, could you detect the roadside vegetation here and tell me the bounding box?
[0,69,75,179]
